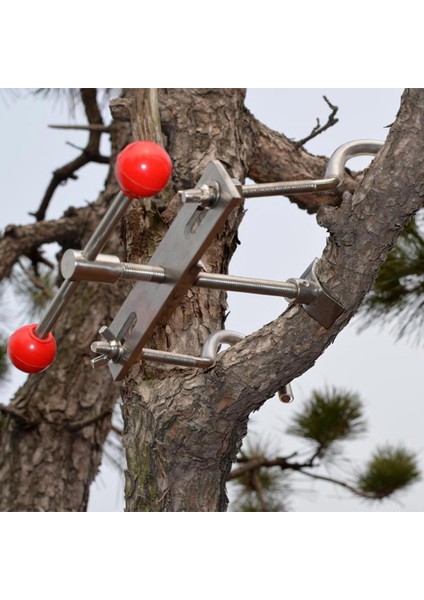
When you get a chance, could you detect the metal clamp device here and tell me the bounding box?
[7,139,384,381]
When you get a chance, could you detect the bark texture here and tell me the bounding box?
[0,104,132,511]
[120,89,424,511]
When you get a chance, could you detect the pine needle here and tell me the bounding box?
[356,445,420,499]
[286,388,366,452]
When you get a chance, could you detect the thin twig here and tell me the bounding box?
[228,456,290,480]
[66,141,85,152]
[49,124,111,132]
[228,452,376,500]
[295,95,339,147]
[0,207,90,280]
[296,468,375,500]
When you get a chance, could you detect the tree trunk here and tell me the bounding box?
[121,89,424,511]
[0,105,132,511]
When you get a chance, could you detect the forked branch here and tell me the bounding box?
[295,95,339,147]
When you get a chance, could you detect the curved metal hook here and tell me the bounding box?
[324,139,384,181]
[182,139,384,203]
[201,330,245,365]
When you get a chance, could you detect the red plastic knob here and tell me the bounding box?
[7,324,57,373]
[115,141,172,199]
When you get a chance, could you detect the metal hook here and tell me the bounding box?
[90,329,245,370]
[180,139,384,205]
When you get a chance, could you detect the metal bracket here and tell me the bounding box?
[289,259,344,328]
[104,160,243,380]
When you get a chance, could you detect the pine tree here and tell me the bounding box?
[0,88,423,511]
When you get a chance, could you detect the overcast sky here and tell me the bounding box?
[1,88,422,512]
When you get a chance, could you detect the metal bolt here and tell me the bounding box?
[179,182,220,207]
[90,326,123,369]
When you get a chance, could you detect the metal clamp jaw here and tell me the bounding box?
[7,139,383,380]
[287,261,344,329]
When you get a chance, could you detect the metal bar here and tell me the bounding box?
[241,139,384,199]
[180,139,384,205]
[35,192,132,338]
[35,279,81,337]
[141,348,213,369]
[240,177,338,199]
[83,193,132,260]
[61,250,166,285]
[196,272,299,298]
[61,251,307,300]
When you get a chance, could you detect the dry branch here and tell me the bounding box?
[295,95,339,147]
[31,89,110,222]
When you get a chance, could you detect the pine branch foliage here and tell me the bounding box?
[286,388,366,451]
[360,214,424,341]
[356,445,420,499]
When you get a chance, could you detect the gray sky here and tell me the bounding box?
[1,89,422,512]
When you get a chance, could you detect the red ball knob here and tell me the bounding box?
[7,324,57,374]
[115,141,172,199]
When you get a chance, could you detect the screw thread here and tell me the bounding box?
[120,263,166,283]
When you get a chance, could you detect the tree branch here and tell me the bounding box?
[228,446,321,481]
[31,89,110,222]
[228,456,290,480]
[149,91,420,495]
[228,452,377,501]
[207,90,418,417]
[0,201,108,280]
[294,95,339,147]
[296,468,375,500]
[242,105,358,213]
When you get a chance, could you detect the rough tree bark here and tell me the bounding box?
[0,88,422,512]
[122,88,424,511]
[0,100,132,511]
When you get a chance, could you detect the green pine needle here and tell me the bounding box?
[11,262,57,320]
[231,439,291,512]
[359,214,424,342]
[287,388,366,451]
[356,445,420,499]
[234,496,288,512]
